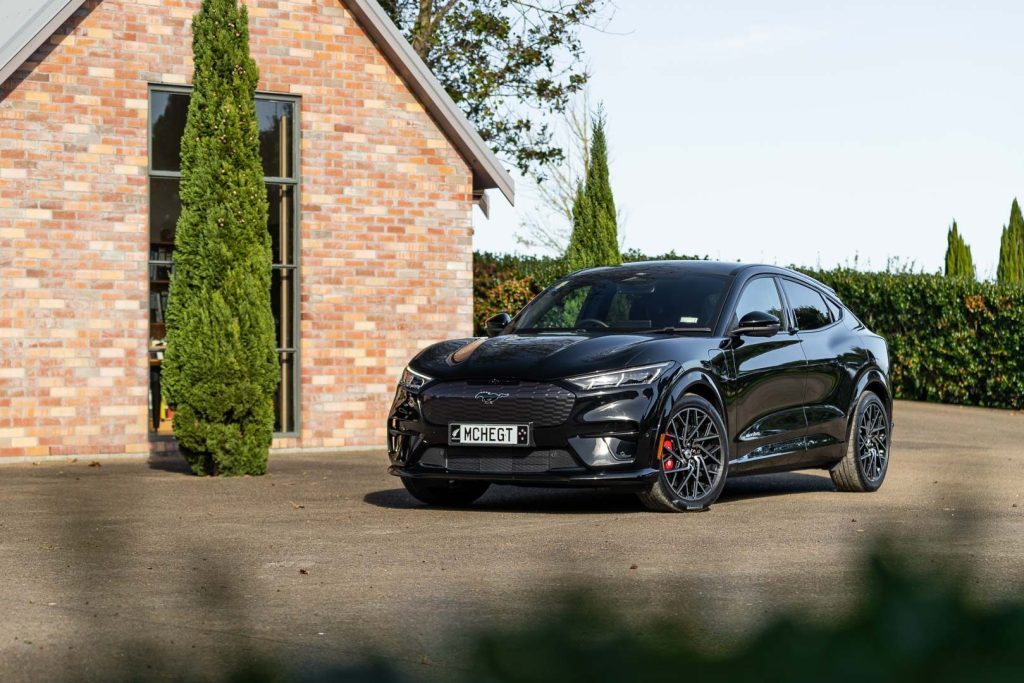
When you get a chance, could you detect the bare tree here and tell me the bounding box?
[516,93,627,254]
[515,88,593,254]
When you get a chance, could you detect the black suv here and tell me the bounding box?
[387,261,892,511]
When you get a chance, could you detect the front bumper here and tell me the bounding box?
[389,463,660,488]
[386,377,670,488]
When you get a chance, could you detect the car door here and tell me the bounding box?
[778,278,849,464]
[723,276,808,470]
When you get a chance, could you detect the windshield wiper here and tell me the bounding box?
[649,327,713,335]
[512,328,576,334]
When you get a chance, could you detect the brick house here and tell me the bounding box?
[0,0,513,462]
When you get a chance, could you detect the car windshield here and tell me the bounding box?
[511,268,730,334]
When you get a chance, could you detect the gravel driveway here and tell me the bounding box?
[0,400,1021,681]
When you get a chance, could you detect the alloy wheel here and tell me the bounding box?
[660,407,725,502]
[858,401,889,482]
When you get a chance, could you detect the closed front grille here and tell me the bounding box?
[420,381,576,427]
[418,447,581,474]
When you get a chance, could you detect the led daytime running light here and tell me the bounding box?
[400,367,432,391]
[564,363,670,391]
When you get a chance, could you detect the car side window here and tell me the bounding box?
[824,297,843,322]
[733,277,784,327]
[781,280,832,331]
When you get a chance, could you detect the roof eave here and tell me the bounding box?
[0,0,88,88]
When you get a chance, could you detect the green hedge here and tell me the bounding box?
[473,253,1024,410]
[473,253,556,334]
[802,269,1024,410]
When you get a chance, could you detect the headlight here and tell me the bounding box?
[564,363,671,391]
[399,366,432,392]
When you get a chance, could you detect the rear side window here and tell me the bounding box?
[824,297,843,322]
[733,277,785,326]
[781,280,832,331]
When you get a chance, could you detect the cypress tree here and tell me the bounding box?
[585,114,621,267]
[564,111,620,271]
[943,221,974,280]
[565,181,593,271]
[997,198,1024,284]
[162,0,278,476]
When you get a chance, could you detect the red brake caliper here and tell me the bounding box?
[661,438,675,470]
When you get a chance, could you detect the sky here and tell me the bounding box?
[471,0,1024,279]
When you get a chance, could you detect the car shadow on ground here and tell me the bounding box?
[364,471,837,513]
[718,471,837,503]
[147,454,192,473]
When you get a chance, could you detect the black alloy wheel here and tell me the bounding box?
[639,395,729,511]
[831,391,890,492]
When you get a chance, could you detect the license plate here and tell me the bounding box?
[448,423,531,446]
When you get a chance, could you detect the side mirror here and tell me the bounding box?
[485,312,512,338]
[733,311,781,338]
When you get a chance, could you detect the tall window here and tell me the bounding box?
[148,86,299,435]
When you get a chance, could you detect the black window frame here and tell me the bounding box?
[147,84,302,438]
[777,277,837,334]
[729,275,789,333]
[823,296,844,323]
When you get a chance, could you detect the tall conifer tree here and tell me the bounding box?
[997,199,1024,284]
[162,0,278,476]
[565,182,593,270]
[565,111,620,271]
[944,221,974,280]
[584,115,620,267]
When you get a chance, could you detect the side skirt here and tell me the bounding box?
[728,435,844,476]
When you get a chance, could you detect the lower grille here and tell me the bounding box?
[418,447,582,474]
[420,381,576,427]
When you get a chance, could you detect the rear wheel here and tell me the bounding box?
[831,391,890,492]
[639,395,729,512]
[401,477,490,507]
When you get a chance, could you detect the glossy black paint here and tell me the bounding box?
[387,261,891,490]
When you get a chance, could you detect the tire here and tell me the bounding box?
[401,477,490,507]
[639,395,729,512]
[831,391,891,492]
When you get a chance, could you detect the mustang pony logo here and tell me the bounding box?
[474,391,509,405]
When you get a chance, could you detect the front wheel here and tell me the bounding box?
[401,477,490,507]
[639,395,729,512]
[831,391,891,492]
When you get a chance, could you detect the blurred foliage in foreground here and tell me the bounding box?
[103,547,1023,683]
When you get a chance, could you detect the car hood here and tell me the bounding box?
[410,333,716,383]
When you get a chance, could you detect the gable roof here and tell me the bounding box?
[0,0,86,88]
[0,0,514,205]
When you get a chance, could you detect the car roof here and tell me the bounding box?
[578,260,836,295]
[589,261,840,301]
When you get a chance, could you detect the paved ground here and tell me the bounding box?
[1,400,1022,681]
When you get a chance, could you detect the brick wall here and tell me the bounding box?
[0,0,475,460]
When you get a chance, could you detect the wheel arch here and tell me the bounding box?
[657,368,729,437]
[853,367,892,417]
[832,368,892,493]
[642,368,732,510]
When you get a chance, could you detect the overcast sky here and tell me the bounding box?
[471,0,1024,279]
